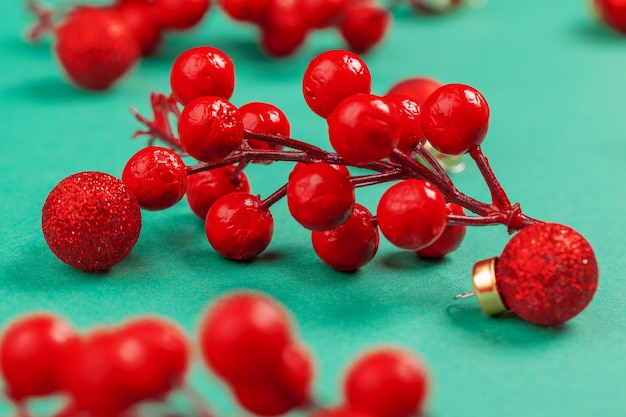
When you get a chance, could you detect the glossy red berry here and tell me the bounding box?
[187,165,251,220]
[377,179,447,250]
[417,202,466,258]
[152,0,210,30]
[170,46,235,105]
[113,0,163,56]
[385,94,423,156]
[303,50,372,118]
[260,0,309,57]
[345,349,429,417]
[55,6,140,91]
[594,0,626,33]
[205,192,273,260]
[178,96,244,162]
[42,172,142,271]
[421,83,490,155]
[0,315,77,402]
[200,292,292,382]
[312,204,379,271]
[287,162,355,231]
[328,93,401,164]
[240,102,290,152]
[219,0,271,23]
[386,77,443,106]
[290,161,350,179]
[339,2,390,53]
[122,146,188,210]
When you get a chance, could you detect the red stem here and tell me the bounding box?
[469,146,512,210]
[261,184,288,210]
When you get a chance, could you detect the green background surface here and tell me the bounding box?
[1,1,625,416]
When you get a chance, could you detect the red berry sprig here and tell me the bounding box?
[593,0,626,34]
[1,293,430,417]
[26,0,210,90]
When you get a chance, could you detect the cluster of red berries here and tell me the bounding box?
[218,0,391,56]
[1,292,428,417]
[42,46,599,326]
[593,0,626,34]
[27,0,210,90]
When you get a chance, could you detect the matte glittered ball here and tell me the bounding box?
[466,222,598,326]
[42,171,142,271]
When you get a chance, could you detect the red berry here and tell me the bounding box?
[339,2,390,54]
[277,343,313,406]
[421,83,490,155]
[260,0,309,57]
[205,192,273,260]
[310,407,378,417]
[345,349,429,417]
[386,77,443,106]
[328,93,401,164]
[55,6,140,91]
[122,146,188,210]
[303,50,372,118]
[376,179,447,250]
[113,0,163,56]
[0,315,77,402]
[417,202,466,258]
[219,0,271,23]
[187,165,251,220]
[287,162,355,231]
[170,46,235,105]
[178,96,244,162]
[152,0,210,29]
[200,292,292,382]
[240,101,290,154]
[42,172,142,271]
[312,204,379,271]
[594,0,626,33]
[384,94,423,156]
[290,161,350,179]
[301,0,349,28]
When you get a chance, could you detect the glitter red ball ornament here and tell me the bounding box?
[469,222,598,326]
[42,172,142,271]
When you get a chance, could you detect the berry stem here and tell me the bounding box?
[261,183,288,210]
[25,0,57,42]
[351,171,408,187]
[131,93,182,150]
[179,383,218,417]
[469,146,512,210]
[413,141,455,188]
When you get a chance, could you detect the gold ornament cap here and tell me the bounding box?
[472,257,508,316]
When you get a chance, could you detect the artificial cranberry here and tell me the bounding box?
[178,96,244,162]
[328,93,401,164]
[219,0,271,23]
[301,0,349,28]
[231,380,298,416]
[205,192,273,260]
[386,77,443,106]
[303,50,372,118]
[289,161,350,180]
[187,165,251,220]
[113,0,163,56]
[421,83,490,155]
[312,204,379,271]
[152,0,210,30]
[240,102,290,153]
[0,315,77,402]
[417,202,467,258]
[345,349,429,417]
[55,6,140,91]
[376,179,447,250]
[287,162,355,231]
[200,292,292,382]
[385,94,423,156]
[122,146,188,210]
[594,0,626,33]
[170,46,235,105]
[338,2,390,53]
[277,343,313,406]
[59,331,136,416]
[260,0,309,57]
